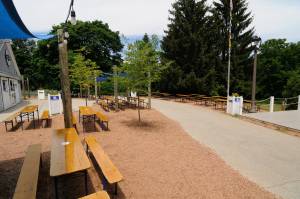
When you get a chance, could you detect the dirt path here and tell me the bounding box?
[0,103,277,198]
[152,99,300,199]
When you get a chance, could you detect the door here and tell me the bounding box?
[1,77,11,109]
[9,79,17,105]
[0,78,4,112]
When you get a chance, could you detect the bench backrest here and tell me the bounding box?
[85,136,123,184]
[13,144,41,199]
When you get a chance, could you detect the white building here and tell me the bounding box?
[0,40,22,112]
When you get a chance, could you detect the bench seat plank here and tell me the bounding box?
[85,136,123,184]
[13,144,41,199]
[79,191,110,199]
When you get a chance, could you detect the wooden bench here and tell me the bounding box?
[96,112,109,130]
[41,110,50,127]
[4,112,20,132]
[13,144,42,199]
[85,136,123,195]
[79,191,110,199]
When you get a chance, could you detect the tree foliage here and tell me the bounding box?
[124,35,164,95]
[12,20,123,91]
[257,39,300,98]
[159,0,256,97]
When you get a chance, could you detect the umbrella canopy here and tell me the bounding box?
[0,0,35,39]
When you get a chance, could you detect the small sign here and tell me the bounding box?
[48,94,62,115]
[50,96,59,101]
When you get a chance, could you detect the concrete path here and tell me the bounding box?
[152,99,300,199]
[246,110,300,131]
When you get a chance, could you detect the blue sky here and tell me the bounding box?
[13,0,300,42]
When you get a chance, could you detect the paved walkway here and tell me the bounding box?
[152,99,300,199]
[246,110,300,131]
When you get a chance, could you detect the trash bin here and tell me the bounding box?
[38,90,45,100]
[226,96,243,116]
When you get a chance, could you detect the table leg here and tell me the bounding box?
[37,109,39,125]
[94,115,96,131]
[21,115,23,131]
[85,170,88,195]
[54,177,58,199]
[114,183,118,195]
[33,112,36,129]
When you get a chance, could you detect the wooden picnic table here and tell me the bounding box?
[50,128,91,199]
[19,105,39,130]
[79,106,97,132]
[214,99,227,110]
[176,94,190,102]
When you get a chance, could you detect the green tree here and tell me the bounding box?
[124,35,165,121]
[160,0,217,94]
[70,53,101,97]
[257,39,300,98]
[50,20,123,72]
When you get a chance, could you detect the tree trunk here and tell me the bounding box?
[148,71,151,109]
[138,95,141,123]
[80,84,82,98]
[58,30,73,128]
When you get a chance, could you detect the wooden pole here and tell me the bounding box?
[27,77,30,98]
[95,77,97,99]
[148,71,151,109]
[58,29,73,128]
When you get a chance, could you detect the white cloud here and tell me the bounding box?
[12,0,300,41]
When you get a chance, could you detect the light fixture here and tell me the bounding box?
[70,10,76,25]
[253,36,262,48]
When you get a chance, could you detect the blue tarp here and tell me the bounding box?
[0,0,35,39]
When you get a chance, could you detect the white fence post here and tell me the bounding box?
[270,96,274,113]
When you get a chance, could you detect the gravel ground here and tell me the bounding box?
[0,104,278,199]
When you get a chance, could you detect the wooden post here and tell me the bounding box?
[95,77,97,99]
[148,71,151,109]
[58,29,73,128]
[27,77,30,98]
[21,75,25,99]
[113,67,119,110]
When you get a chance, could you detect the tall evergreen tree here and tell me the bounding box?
[160,0,213,94]
[213,0,255,97]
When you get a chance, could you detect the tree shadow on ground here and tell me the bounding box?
[121,119,162,132]
[0,151,97,199]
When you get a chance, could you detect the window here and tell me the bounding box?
[10,80,15,91]
[4,50,12,67]
[2,80,8,92]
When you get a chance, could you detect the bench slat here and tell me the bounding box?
[85,136,123,184]
[13,144,41,199]
[79,191,110,199]
[96,112,109,122]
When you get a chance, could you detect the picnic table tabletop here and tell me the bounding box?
[50,128,91,177]
[20,105,39,113]
[79,106,96,116]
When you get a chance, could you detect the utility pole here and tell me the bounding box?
[251,36,262,113]
[58,29,73,128]
[227,0,233,99]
